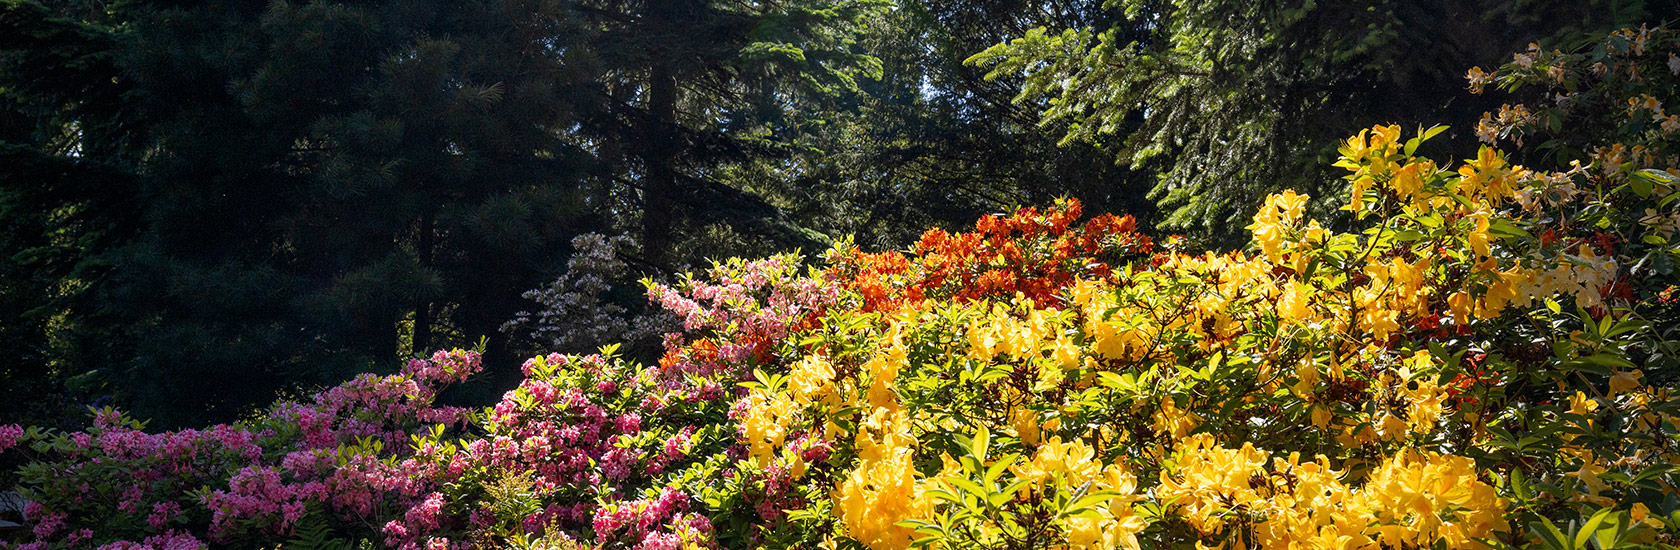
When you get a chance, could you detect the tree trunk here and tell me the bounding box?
[642,59,678,268]
[412,212,434,354]
[639,0,700,268]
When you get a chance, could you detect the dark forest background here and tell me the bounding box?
[2,0,1674,428]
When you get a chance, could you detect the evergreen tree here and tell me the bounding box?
[968,0,1680,242]
[0,0,889,425]
[819,0,1157,249]
[563,0,889,265]
[0,0,142,426]
[1,0,608,424]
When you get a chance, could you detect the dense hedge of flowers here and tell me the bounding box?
[4,26,1680,550]
[0,350,482,549]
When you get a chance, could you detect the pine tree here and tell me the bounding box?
[0,0,142,427]
[0,0,891,425]
[774,0,1158,250]
[563,0,889,265]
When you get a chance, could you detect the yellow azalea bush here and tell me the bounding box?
[734,114,1680,550]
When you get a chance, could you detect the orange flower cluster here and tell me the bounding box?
[831,199,1154,311]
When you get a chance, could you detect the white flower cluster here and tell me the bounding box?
[502,233,676,355]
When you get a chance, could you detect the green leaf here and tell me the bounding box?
[1490,218,1534,239]
[1630,174,1654,198]
[993,480,1028,506]
[1574,507,1614,550]
[1059,491,1120,519]
[1578,353,1636,370]
[985,453,1019,485]
[1530,516,1570,550]
[943,477,988,500]
[1404,136,1423,156]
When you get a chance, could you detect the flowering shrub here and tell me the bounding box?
[6,26,1680,550]
[0,350,482,549]
[749,117,1676,549]
[827,201,1153,311]
[1468,24,1680,340]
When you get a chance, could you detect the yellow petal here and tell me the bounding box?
[1609,370,1644,396]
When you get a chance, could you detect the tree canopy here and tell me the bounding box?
[969,0,1678,241]
[0,0,1674,428]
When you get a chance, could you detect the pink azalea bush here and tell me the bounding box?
[0,350,481,549]
[0,254,836,549]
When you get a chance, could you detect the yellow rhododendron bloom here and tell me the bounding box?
[1156,434,1271,535]
[1569,391,1599,416]
[1067,465,1148,550]
[1251,190,1308,263]
[1051,335,1081,371]
[1370,124,1402,152]
[1272,189,1309,225]
[1152,396,1200,440]
[740,388,797,466]
[1466,211,1493,257]
[1010,436,1101,490]
[1632,503,1667,529]
[1355,450,1508,549]
[1448,291,1474,326]
[864,339,907,411]
[1292,357,1321,398]
[1390,160,1430,201]
[1009,406,1042,445]
[1571,459,1610,497]
[1343,127,1376,161]
[1458,146,1513,202]
[836,407,932,550]
[1278,280,1314,324]
[788,353,840,407]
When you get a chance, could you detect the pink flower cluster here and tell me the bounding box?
[199,466,318,537]
[381,330,763,547]
[404,349,481,386]
[0,424,23,453]
[383,492,453,550]
[647,254,840,377]
[92,531,207,550]
[591,486,713,550]
[645,426,695,475]
[5,530,206,550]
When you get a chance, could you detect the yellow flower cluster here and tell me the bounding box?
[1064,468,1148,550]
[742,354,853,473]
[1339,124,1407,213]
[1249,189,1311,263]
[835,407,931,550]
[1010,438,1148,550]
[1357,450,1508,548]
[1457,147,1521,205]
[966,301,1056,363]
[739,383,797,467]
[1159,434,1507,550]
